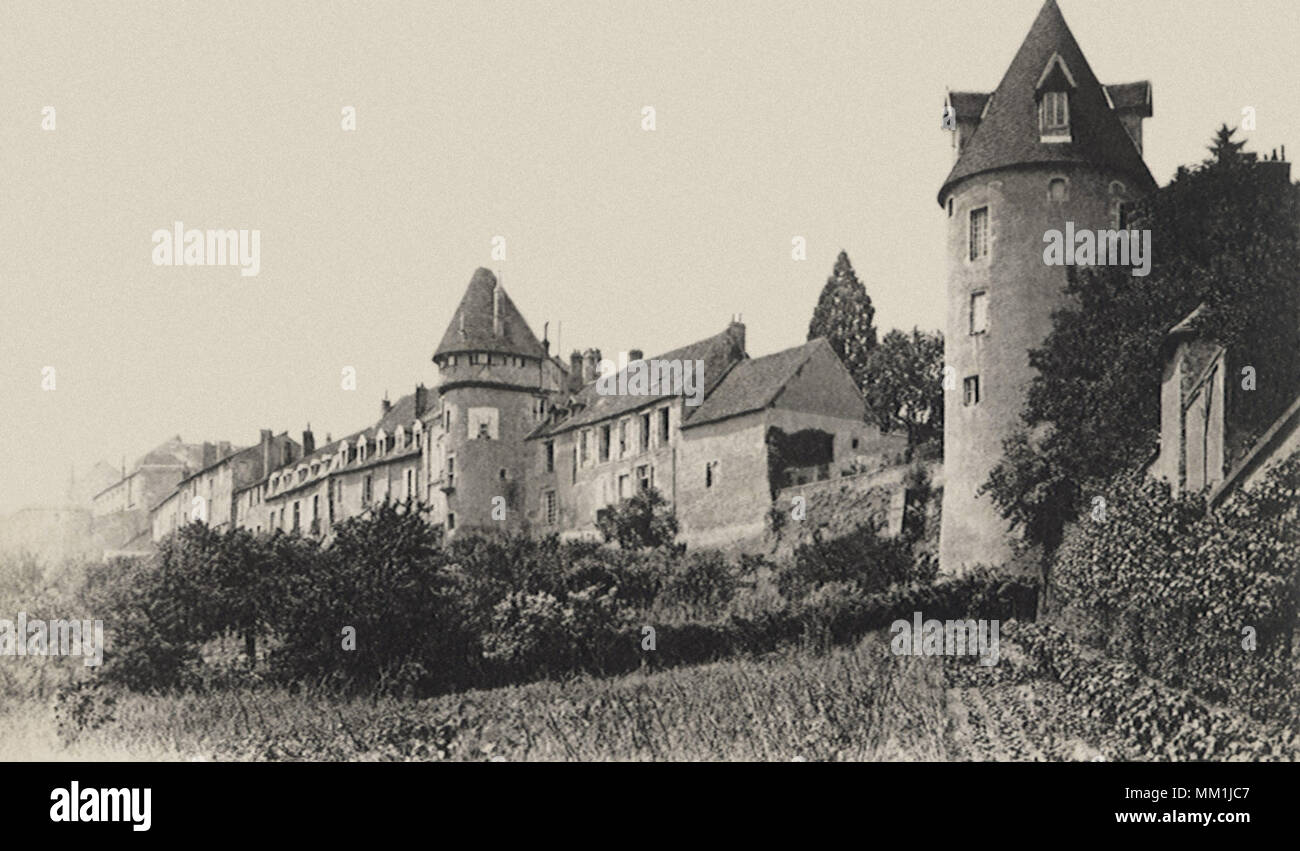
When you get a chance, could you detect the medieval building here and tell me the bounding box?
[938,0,1156,571]
[132,266,901,552]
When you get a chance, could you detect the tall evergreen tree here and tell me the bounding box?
[1208,123,1247,165]
[808,251,877,387]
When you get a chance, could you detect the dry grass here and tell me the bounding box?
[2,633,957,761]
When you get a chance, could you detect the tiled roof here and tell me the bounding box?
[948,91,991,122]
[682,338,833,429]
[529,325,746,438]
[259,392,425,498]
[1104,81,1152,115]
[433,268,549,360]
[939,0,1155,205]
[135,436,205,469]
[1166,302,1210,342]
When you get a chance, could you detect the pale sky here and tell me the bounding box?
[2,0,1296,513]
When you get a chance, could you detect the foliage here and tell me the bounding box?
[807,250,877,387]
[1010,621,1299,760]
[594,487,679,550]
[777,521,930,601]
[1050,457,1300,727]
[982,125,1300,555]
[862,327,945,451]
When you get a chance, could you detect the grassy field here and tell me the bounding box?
[1,631,1131,762]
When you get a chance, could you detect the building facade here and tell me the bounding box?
[139,266,905,553]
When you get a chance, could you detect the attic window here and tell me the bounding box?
[1039,92,1070,141]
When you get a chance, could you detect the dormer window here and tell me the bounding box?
[1035,53,1075,143]
[1039,92,1069,140]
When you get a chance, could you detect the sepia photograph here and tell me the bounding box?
[1,0,1296,832]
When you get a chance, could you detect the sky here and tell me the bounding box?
[1,0,1297,514]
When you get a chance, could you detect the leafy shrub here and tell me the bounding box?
[777,522,931,601]
[1051,458,1300,726]
[595,488,680,550]
[1010,620,1299,760]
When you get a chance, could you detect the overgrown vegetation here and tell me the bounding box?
[982,125,1300,560]
[1050,457,1300,729]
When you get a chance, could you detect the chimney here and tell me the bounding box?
[727,314,746,355]
[582,348,601,383]
[493,278,503,337]
[415,383,429,417]
[302,425,315,456]
[260,429,273,476]
[381,393,392,416]
[542,321,550,356]
[628,349,644,363]
[569,350,583,390]
[202,442,216,467]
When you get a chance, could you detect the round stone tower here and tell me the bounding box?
[937,0,1155,572]
[432,268,562,536]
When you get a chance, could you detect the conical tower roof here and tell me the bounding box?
[938,0,1155,205]
[433,268,548,360]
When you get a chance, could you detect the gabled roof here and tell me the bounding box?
[1104,81,1152,115]
[1166,302,1211,343]
[939,0,1155,205]
[947,91,991,122]
[433,268,548,360]
[682,338,835,429]
[528,325,746,438]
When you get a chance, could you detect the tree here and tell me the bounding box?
[1208,122,1246,165]
[862,327,944,452]
[595,488,679,550]
[981,126,1300,564]
[808,251,877,387]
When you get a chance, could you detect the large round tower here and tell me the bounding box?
[938,0,1155,572]
[432,268,562,536]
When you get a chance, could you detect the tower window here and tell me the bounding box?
[1039,92,1069,140]
[969,207,989,261]
[1048,178,1068,202]
[544,490,557,525]
[947,198,954,217]
[970,291,988,335]
[705,460,719,488]
[544,440,555,473]
[963,376,981,406]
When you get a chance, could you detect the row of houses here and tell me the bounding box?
[86,267,907,554]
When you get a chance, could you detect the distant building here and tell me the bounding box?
[135,267,905,552]
[92,436,220,557]
[151,431,299,541]
[526,322,904,548]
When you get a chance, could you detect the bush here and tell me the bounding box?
[595,488,679,549]
[1051,458,1300,726]
[1010,621,1299,760]
[778,522,931,601]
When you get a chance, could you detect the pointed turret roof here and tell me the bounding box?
[938,0,1155,205]
[433,268,549,360]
